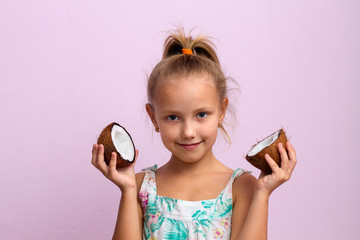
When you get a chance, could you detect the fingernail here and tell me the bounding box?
[280,143,283,148]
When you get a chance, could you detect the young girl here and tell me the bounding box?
[91,28,297,240]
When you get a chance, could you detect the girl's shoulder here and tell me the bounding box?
[232,171,257,202]
[135,171,146,194]
[135,171,146,182]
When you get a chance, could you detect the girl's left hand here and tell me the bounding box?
[256,141,297,197]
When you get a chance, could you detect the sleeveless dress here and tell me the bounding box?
[139,165,250,240]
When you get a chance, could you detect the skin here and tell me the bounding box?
[91,73,297,240]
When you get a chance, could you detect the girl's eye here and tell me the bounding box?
[197,112,208,119]
[167,115,179,121]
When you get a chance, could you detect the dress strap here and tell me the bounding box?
[140,165,158,195]
[220,168,251,202]
[233,168,251,179]
[141,164,158,172]
[139,165,158,213]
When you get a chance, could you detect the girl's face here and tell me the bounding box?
[146,74,228,164]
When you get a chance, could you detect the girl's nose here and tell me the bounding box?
[181,121,196,139]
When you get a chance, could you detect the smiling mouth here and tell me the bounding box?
[178,141,203,150]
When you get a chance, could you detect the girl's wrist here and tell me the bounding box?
[120,186,137,195]
[118,180,137,194]
[253,189,271,202]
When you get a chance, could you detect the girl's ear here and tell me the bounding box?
[219,97,229,123]
[146,103,159,128]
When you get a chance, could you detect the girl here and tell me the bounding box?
[91,28,297,240]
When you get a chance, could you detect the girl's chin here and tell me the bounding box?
[170,151,213,164]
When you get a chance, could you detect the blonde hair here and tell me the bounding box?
[147,27,232,144]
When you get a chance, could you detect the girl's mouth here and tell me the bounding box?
[178,141,203,150]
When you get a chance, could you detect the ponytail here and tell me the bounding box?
[162,28,220,67]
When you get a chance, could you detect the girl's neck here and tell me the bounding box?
[163,151,222,176]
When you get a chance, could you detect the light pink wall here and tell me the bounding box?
[1,0,359,239]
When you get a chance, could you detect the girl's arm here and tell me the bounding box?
[231,141,297,240]
[91,144,143,240]
[112,185,143,240]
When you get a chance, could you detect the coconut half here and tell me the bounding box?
[97,122,136,168]
[246,129,288,174]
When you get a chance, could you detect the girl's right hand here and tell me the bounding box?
[91,144,139,193]
[255,141,297,197]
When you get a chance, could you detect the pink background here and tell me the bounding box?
[1,0,359,239]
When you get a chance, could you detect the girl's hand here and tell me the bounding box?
[256,141,297,197]
[91,144,139,193]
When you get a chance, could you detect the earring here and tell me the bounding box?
[155,127,160,133]
[218,122,223,128]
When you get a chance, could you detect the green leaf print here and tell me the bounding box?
[192,210,201,219]
[201,200,214,209]
[199,218,211,228]
[150,215,165,232]
[193,229,207,239]
[146,196,158,215]
[192,210,211,239]
[214,198,232,218]
[144,223,151,240]
[160,196,178,213]
[163,218,189,240]
[192,210,208,220]
[217,192,224,205]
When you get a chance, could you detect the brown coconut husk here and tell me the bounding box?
[97,122,135,168]
[246,128,288,174]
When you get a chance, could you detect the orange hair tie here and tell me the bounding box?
[182,48,193,55]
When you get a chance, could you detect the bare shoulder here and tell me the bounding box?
[135,172,145,193]
[135,172,146,224]
[232,172,257,202]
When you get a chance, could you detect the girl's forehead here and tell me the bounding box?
[152,75,221,110]
[159,74,215,91]
[157,75,216,96]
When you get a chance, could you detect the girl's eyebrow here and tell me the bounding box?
[159,109,180,115]
[159,106,214,115]
[193,105,215,111]
[195,106,213,112]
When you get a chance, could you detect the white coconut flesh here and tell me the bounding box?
[111,125,135,161]
[247,130,280,157]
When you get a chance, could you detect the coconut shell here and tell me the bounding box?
[97,122,136,168]
[246,128,288,174]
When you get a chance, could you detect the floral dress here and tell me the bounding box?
[139,165,250,240]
